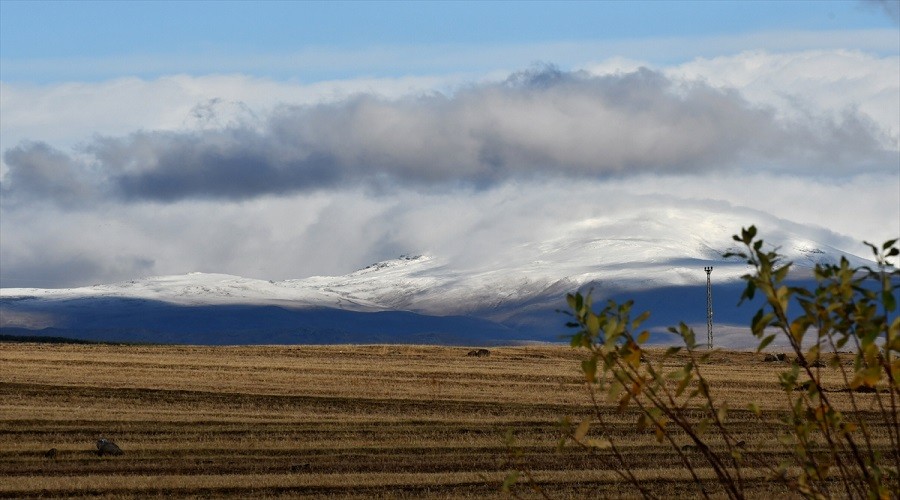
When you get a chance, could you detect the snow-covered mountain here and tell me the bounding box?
[0,207,878,347]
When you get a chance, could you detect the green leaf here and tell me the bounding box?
[604,316,618,336]
[774,264,792,283]
[748,402,761,417]
[586,313,600,336]
[775,286,791,315]
[697,418,710,435]
[581,358,597,383]
[675,371,693,397]
[743,281,757,302]
[664,346,682,358]
[757,334,777,352]
[633,310,651,329]
[682,326,696,348]
[884,290,897,313]
[752,311,775,336]
[570,332,584,348]
[806,344,820,364]
[503,428,515,446]
[741,226,757,244]
[502,471,520,492]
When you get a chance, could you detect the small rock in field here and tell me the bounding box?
[44,448,58,459]
[96,439,123,456]
[467,349,490,357]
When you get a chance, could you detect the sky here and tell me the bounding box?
[0,0,898,288]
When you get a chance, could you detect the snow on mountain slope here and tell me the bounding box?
[1,272,341,307]
[0,205,872,312]
[0,205,880,346]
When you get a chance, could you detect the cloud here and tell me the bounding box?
[1,141,101,208]
[659,50,900,143]
[2,66,895,206]
[0,74,461,161]
[0,252,154,289]
[861,0,900,24]
[1,174,895,289]
[1,55,897,288]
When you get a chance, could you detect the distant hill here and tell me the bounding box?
[1,207,877,347]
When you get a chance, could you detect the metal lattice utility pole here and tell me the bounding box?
[704,266,714,349]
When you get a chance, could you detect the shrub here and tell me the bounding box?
[504,227,898,499]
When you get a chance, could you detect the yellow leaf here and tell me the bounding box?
[862,368,881,386]
[636,414,647,432]
[775,286,791,313]
[717,403,728,424]
[790,319,808,342]
[574,418,591,441]
[625,346,642,367]
[617,392,632,412]
[654,424,666,443]
[637,330,650,345]
[586,437,612,449]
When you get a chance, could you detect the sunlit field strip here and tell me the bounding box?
[1,343,893,498]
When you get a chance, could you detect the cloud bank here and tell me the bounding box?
[1,51,898,289]
[3,66,895,207]
[2,175,895,289]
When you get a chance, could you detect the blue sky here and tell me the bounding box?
[0,1,898,288]
[2,0,898,82]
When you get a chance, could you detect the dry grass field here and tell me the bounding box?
[0,341,894,498]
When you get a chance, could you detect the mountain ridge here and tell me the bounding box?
[0,207,878,347]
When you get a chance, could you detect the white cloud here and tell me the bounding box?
[0,73,464,152]
[663,50,900,145]
[1,50,898,288]
[4,49,896,163]
[1,174,894,288]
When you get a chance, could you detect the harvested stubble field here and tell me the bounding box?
[0,342,893,499]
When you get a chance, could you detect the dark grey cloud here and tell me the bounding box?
[1,67,894,207]
[0,250,154,289]
[861,0,900,24]
[1,141,101,208]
